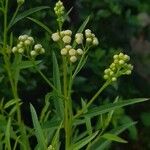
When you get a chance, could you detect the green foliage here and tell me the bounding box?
[0,0,149,149]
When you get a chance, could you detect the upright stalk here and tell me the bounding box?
[3,0,21,124]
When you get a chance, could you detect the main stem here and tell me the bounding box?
[3,0,21,124]
[63,58,71,150]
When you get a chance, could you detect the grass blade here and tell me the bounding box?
[8,6,50,29]
[30,104,47,150]
[82,98,149,118]
[27,17,52,35]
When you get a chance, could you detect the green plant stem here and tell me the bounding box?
[74,81,110,119]
[3,0,21,124]
[63,57,72,150]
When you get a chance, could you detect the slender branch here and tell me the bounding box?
[74,81,110,119]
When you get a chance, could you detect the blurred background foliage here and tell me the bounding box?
[0,0,150,149]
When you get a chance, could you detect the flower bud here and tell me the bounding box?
[61,48,68,55]
[51,32,60,42]
[70,56,77,63]
[12,47,18,53]
[86,38,92,43]
[93,37,99,46]
[62,35,71,44]
[69,49,76,56]
[30,50,37,57]
[112,77,117,82]
[77,48,84,55]
[24,39,31,46]
[34,44,42,51]
[18,48,24,54]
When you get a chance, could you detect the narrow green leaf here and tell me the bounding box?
[82,98,149,118]
[81,99,92,135]
[19,60,42,69]
[4,99,20,109]
[89,122,136,150]
[102,133,127,143]
[73,131,98,150]
[8,6,50,29]
[27,17,52,35]
[77,16,90,33]
[5,118,11,150]
[52,51,64,120]
[30,104,47,150]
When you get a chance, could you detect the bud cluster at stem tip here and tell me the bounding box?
[54,0,65,23]
[104,52,133,82]
[51,29,99,63]
[12,35,45,58]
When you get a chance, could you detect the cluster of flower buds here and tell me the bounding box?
[52,29,99,47]
[12,35,45,58]
[60,45,84,63]
[104,53,133,82]
[51,30,72,44]
[85,29,99,46]
[30,44,45,58]
[54,0,65,23]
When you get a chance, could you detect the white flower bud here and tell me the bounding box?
[75,33,83,38]
[69,49,76,56]
[12,47,18,53]
[17,43,23,48]
[126,70,132,75]
[64,30,72,36]
[85,29,92,37]
[62,35,71,44]
[70,56,77,63]
[34,44,42,51]
[65,45,72,50]
[51,32,60,42]
[30,50,37,57]
[119,60,125,65]
[93,37,99,46]
[77,48,84,55]
[113,55,118,59]
[40,48,45,54]
[18,48,24,54]
[61,48,68,55]
[28,37,34,44]
[75,38,83,44]
[24,39,31,46]
[86,38,92,43]
[19,35,28,41]
[119,53,124,58]
[123,54,130,61]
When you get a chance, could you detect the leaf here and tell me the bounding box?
[18,60,42,69]
[4,99,20,109]
[102,133,127,143]
[27,17,52,35]
[52,51,64,120]
[81,99,92,135]
[76,16,90,33]
[5,118,11,150]
[8,6,50,29]
[72,131,98,150]
[88,122,136,150]
[30,104,47,150]
[82,98,149,118]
